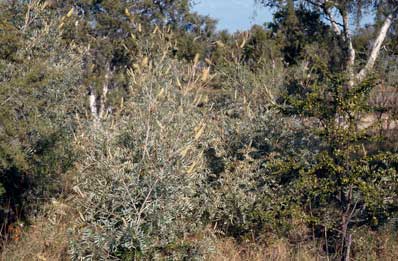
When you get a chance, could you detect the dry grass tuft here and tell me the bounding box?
[1,198,77,261]
[207,237,320,261]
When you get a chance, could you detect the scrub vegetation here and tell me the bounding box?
[1,0,398,260]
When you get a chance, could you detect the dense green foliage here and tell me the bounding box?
[0,1,84,232]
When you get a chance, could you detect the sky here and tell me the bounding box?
[192,0,273,32]
[191,1,375,33]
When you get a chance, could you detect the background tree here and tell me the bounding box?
[258,0,398,87]
[267,0,336,66]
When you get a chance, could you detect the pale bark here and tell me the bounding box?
[340,8,356,87]
[88,86,98,120]
[306,0,397,87]
[306,0,342,35]
[356,13,395,83]
[88,64,113,122]
[322,1,341,35]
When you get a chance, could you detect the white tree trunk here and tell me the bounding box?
[309,1,397,87]
[88,86,98,120]
[340,9,356,87]
[88,64,113,123]
[356,13,395,83]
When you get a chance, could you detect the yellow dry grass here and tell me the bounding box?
[207,237,318,261]
[1,198,77,261]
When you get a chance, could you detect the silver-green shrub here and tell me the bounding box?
[69,57,217,260]
[68,34,292,259]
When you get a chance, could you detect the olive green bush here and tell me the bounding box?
[0,1,84,234]
[268,65,398,259]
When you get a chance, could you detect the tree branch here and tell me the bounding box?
[357,10,397,83]
[306,0,342,35]
[322,2,342,35]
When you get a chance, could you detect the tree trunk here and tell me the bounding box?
[356,13,395,83]
[344,234,352,261]
[88,65,112,123]
[340,9,356,87]
[88,86,98,120]
[313,1,397,87]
